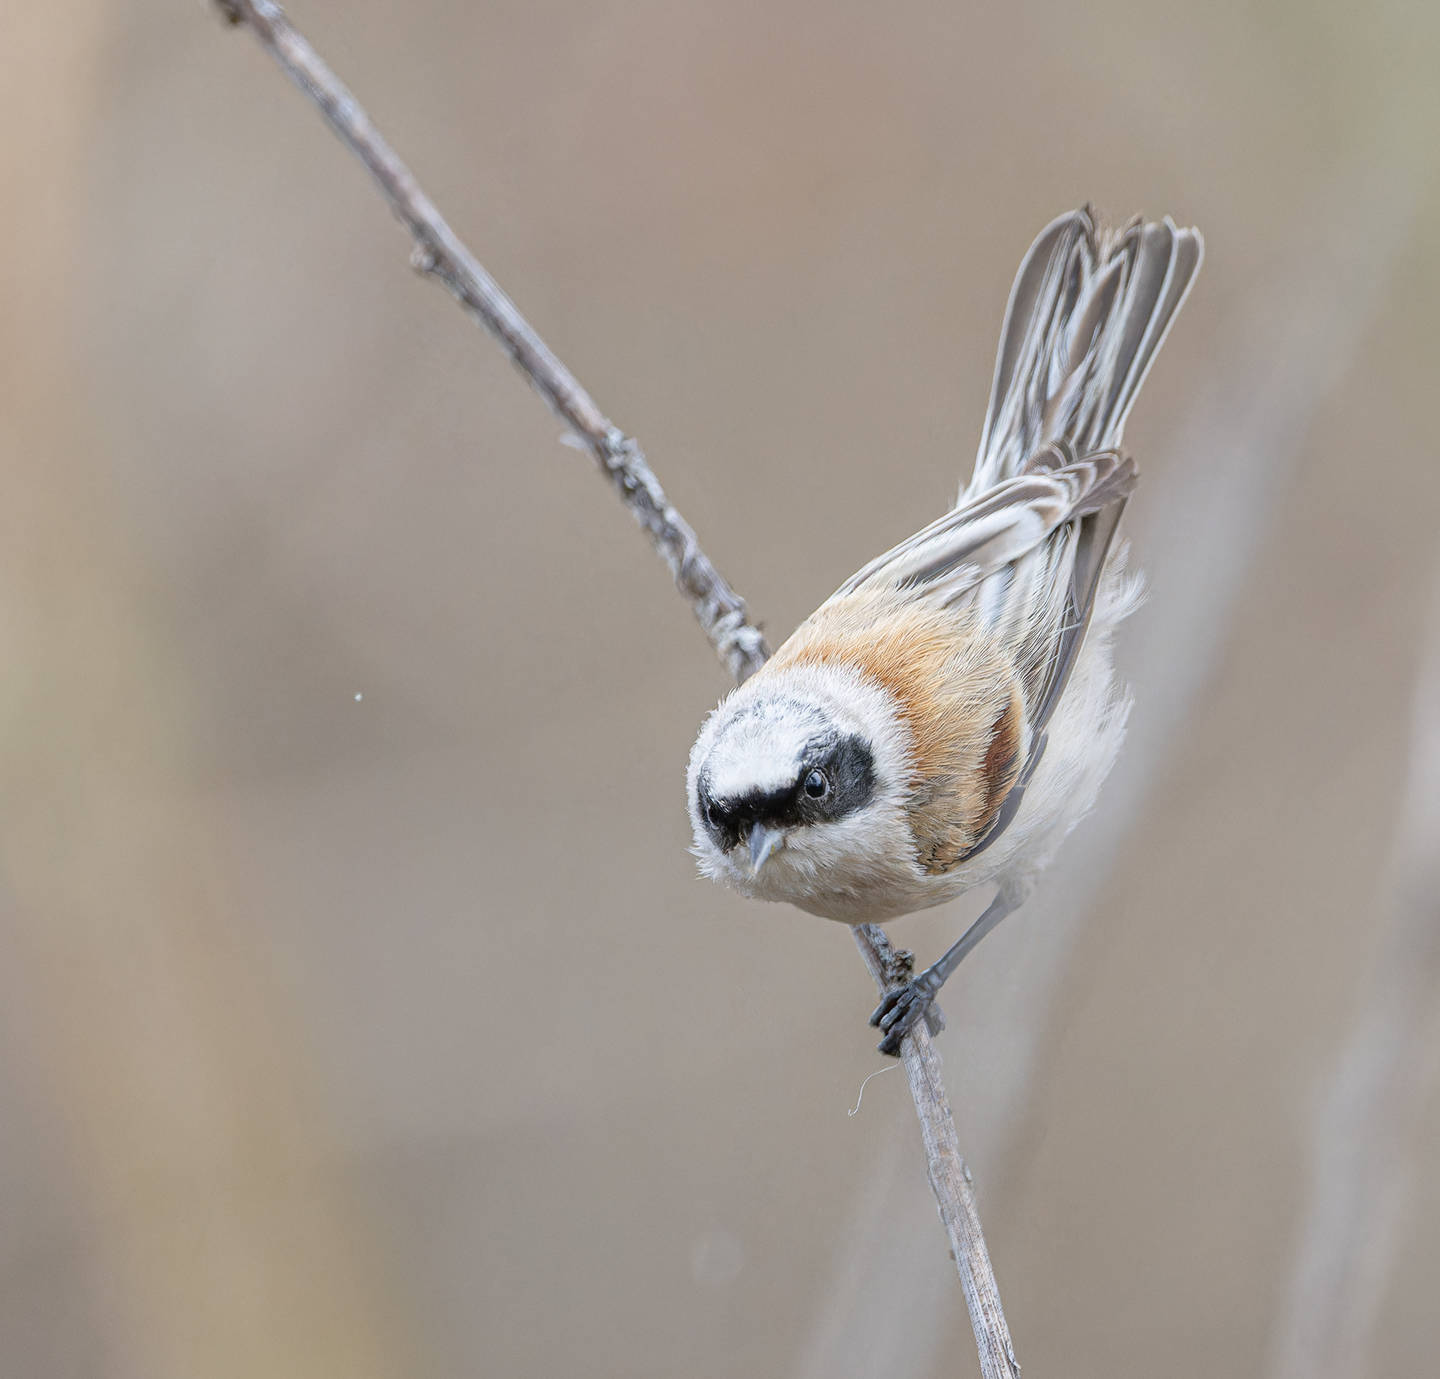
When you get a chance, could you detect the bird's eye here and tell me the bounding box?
[803,769,829,798]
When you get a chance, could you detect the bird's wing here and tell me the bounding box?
[835,443,1133,782]
[834,444,1133,618]
[818,444,1133,868]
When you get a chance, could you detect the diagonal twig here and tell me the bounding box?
[209,3,1018,1375]
[212,0,766,685]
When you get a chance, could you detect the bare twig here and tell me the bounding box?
[211,1,1019,1373]
[854,925,1021,1378]
[212,0,765,684]
[1268,566,1440,1379]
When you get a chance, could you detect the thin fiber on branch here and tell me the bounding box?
[210,4,1017,1374]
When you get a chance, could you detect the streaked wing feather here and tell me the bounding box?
[1024,499,1128,738]
[947,481,1132,868]
[833,447,1134,615]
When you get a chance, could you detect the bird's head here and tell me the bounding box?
[686,661,913,914]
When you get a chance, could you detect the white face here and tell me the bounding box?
[686,662,918,918]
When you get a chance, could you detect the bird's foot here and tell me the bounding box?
[869,976,945,1057]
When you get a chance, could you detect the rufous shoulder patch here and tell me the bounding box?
[762,588,1024,873]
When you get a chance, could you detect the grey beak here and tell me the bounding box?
[747,824,785,873]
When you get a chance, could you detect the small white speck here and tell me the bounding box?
[354,693,363,702]
[690,1226,743,1287]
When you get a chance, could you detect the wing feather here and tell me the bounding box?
[833,446,1135,621]
[812,208,1200,865]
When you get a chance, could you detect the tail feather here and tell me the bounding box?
[961,208,1201,755]
[966,208,1203,500]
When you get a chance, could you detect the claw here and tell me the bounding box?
[869,978,943,1056]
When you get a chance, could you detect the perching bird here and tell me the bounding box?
[686,208,1203,1054]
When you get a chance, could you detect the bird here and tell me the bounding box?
[686,207,1203,1055]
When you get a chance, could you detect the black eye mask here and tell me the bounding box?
[699,733,875,851]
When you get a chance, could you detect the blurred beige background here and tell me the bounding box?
[2,2,1438,1376]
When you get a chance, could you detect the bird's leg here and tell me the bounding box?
[869,891,1018,1056]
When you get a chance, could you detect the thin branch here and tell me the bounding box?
[212,0,766,684]
[853,925,1021,1378]
[210,3,1018,1374]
